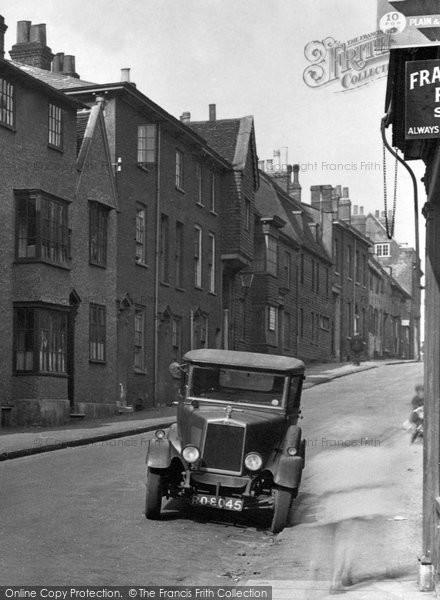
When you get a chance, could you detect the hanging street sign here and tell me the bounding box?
[405,59,440,138]
[378,0,440,48]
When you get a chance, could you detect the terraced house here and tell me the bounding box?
[5,17,260,412]
[0,20,118,426]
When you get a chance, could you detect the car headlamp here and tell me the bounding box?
[244,452,263,471]
[155,429,166,439]
[286,446,297,456]
[182,445,200,463]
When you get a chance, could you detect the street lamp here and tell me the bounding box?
[239,271,254,293]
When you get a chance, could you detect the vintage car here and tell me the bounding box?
[144,349,306,533]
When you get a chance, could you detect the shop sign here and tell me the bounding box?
[378,0,440,49]
[405,59,440,139]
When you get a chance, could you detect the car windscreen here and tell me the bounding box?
[189,366,287,407]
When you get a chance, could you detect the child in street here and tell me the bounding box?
[409,384,424,443]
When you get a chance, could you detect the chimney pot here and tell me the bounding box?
[52,52,64,73]
[342,186,349,198]
[180,111,191,124]
[121,68,130,82]
[209,103,216,122]
[375,210,380,218]
[63,55,77,77]
[353,205,358,215]
[360,206,364,215]
[16,20,31,43]
[335,184,342,197]
[29,23,47,45]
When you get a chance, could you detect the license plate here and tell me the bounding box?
[191,494,243,511]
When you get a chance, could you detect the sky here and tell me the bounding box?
[1,0,426,252]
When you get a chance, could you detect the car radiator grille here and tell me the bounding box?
[202,423,244,472]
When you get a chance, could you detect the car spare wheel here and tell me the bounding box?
[270,485,293,534]
[145,468,163,520]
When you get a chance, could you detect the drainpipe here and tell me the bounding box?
[153,125,161,406]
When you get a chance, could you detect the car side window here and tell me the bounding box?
[286,376,302,414]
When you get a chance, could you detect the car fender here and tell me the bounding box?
[146,438,174,469]
[270,425,304,489]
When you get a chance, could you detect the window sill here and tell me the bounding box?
[210,210,218,216]
[14,371,68,378]
[208,291,217,296]
[175,186,186,195]
[134,369,147,375]
[90,261,107,269]
[196,202,205,208]
[89,359,107,365]
[176,287,185,292]
[194,285,203,291]
[0,121,15,133]
[135,260,149,269]
[160,281,170,287]
[48,143,63,153]
[137,163,155,173]
[15,258,71,271]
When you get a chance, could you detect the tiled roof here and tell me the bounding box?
[257,171,331,263]
[9,60,95,89]
[189,119,241,165]
[76,110,91,154]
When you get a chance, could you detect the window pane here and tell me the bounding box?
[90,203,108,266]
[0,78,14,127]
[89,304,106,361]
[48,104,63,148]
[134,309,145,369]
[137,124,157,164]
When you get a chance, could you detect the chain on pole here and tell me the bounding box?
[382,141,398,239]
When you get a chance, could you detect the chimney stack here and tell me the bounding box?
[290,164,302,202]
[10,20,54,70]
[180,111,191,124]
[209,104,216,122]
[338,187,351,222]
[0,15,8,59]
[51,52,79,78]
[121,68,131,82]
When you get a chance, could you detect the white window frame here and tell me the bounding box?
[137,124,156,165]
[375,243,391,257]
[208,233,215,293]
[134,308,145,371]
[194,225,202,288]
[135,205,146,264]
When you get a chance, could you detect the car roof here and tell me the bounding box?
[183,349,305,373]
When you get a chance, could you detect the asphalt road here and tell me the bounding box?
[0,362,423,587]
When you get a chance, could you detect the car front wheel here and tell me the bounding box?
[145,468,163,520]
[270,485,293,534]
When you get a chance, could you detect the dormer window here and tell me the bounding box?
[375,243,390,257]
[48,103,63,149]
[0,78,14,128]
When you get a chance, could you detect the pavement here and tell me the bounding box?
[0,358,429,598]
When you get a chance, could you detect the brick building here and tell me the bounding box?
[7,18,260,409]
[253,168,332,362]
[368,256,412,359]
[351,206,421,359]
[0,21,118,425]
[304,185,371,362]
[188,111,259,352]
